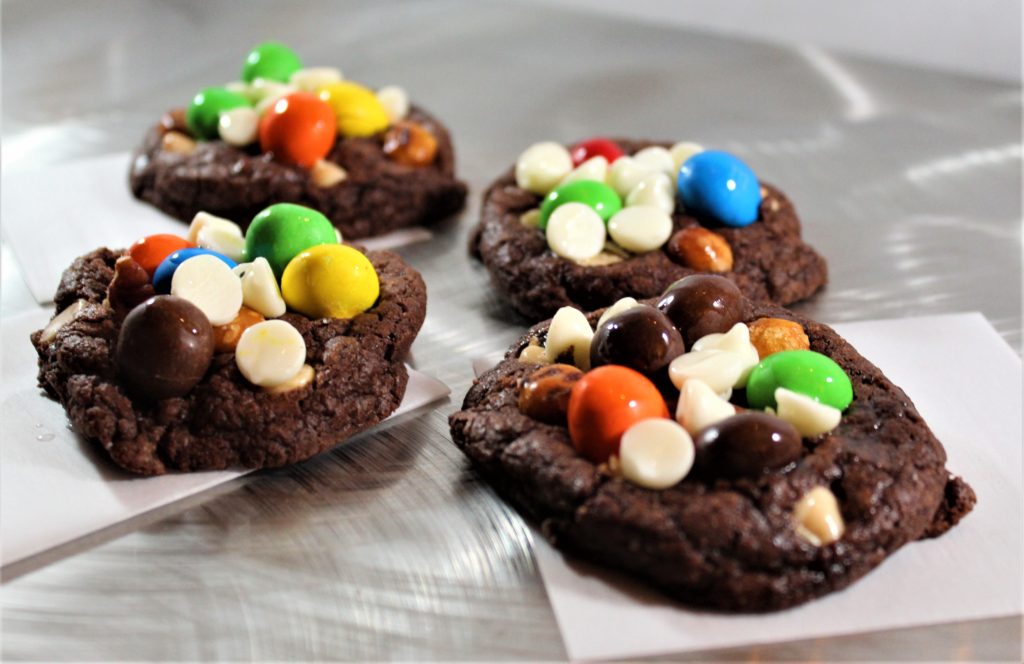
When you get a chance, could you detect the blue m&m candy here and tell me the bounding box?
[677,150,761,227]
[152,248,237,294]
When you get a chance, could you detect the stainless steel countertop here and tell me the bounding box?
[2,1,1021,660]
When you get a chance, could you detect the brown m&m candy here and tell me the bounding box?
[656,274,743,346]
[518,364,582,425]
[693,412,801,478]
[590,306,684,374]
[115,295,215,400]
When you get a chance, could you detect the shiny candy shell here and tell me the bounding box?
[245,203,338,278]
[607,205,673,253]
[545,202,606,261]
[515,142,573,195]
[677,150,761,227]
[619,418,695,490]
[317,81,390,137]
[693,412,802,478]
[281,244,380,319]
[567,365,669,464]
[186,87,251,140]
[746,350,854,411]
[656,274,744,346]
[169,254,243,326]
[259,92,337,167]
[539,180,622,228]
[569,138,624,167]
[152,248,237,294]
[235,319,307,388]
[241,41,303,83]
[128,234,193,277]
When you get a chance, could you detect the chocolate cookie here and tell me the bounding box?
[470,140,827,320]
[450,293,973,612]
[33,246,426,476]
[131,105,466,239]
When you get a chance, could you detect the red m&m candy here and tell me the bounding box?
[259,92,337,168]
[128,234,193,277]
[567,365,669,464]
[570,137,625,167]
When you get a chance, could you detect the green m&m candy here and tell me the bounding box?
[539,180,622,229]
[245,203,338,278]
[186,87,252,140]
[242,41,303,83]
[746,350,853,411]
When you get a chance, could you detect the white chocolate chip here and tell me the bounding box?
[607,205,673,254]
[545,306,593,370]
[619,418,695,490]
[559,155,609,186]
[235,319,307,388]
[675,378,736,435]
[692,323,760,387]
[519,208,542,228]
[187,211,243,245]
[289,66,343,92]
[518,344,549,364]
[632,146,675,176]
[264,363,316,394]
[161,131,196,155]
[255,87,297,116]
[669,349,743,396]
[334,228,344,243]
[170,254,243,326]
[225,80,252,99]
[39,300,86,345]
[607,156,657,197]
[515,142,573,195]
[217,106,259,147]
[196,225,247,263]
[376,85,410,124]
[546,202,606,261]
[793,486,845,546]
[233,257,286,319]
[775,387,842,437]
[249,79,296,103]
[670,141,705,173]
[574,251,623,267]
[625,172,676,215]
[310,159,348,188]
[596,297,641,329]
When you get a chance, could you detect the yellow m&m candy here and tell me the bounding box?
[281,244,379,319]
[316,81,390,137]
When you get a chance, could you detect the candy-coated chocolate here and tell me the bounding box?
[186,87,252,140]
[128,234,193,277]
[677,150,761,227]
[517,364,582,425]
[590,306,684,374]
[656,274,744,346]
[212,306,266,353]
[693,412,801,478]
[107,256,156,317]
[259,92,337,168]
[539,180,622,228]
[567,365,669,464]
[241,41,303,83]
[115,296,214,400]
[746,350,853,411]
[169,254,244,326]
[234,319,307,388]
[152,248,237,294]
[316,81,390,137]
[244,203,337,278]
[570,138,624,167]
[382,121,438,167]
[281,244,379,319]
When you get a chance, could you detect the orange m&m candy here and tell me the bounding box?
[128,234,193,277]
[259,91,337,168]
[567,365,669,464]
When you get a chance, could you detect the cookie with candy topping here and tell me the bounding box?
[130,41,466,239]
[470,138,827,320]
[449,277,973,611]
[31,205,426,476]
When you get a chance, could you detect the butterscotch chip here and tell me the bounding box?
[749,317,810,359]
[383,120,438,167]
[161,130,196,155]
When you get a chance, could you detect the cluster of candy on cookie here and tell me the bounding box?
[80,204,376,401]
[515,274,852,547]
[514,138,760,269]
[158,41,438,183]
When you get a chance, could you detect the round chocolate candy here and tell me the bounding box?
[539,180,622,228]
[317,81,390,138]
[656,274,744,347]
[590,306,684,374]
[152,248,238,294]
[569,137,624,167]
[115,296,215,401]
[245,203,338,278]
[746,350,854,411]
[677,150,761,227]
[259,91,337,167]
[280,244,380,319]
[241,41,303,83]
[186,87,252,140]
[518,364,583,425]
[693,412,802,478]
